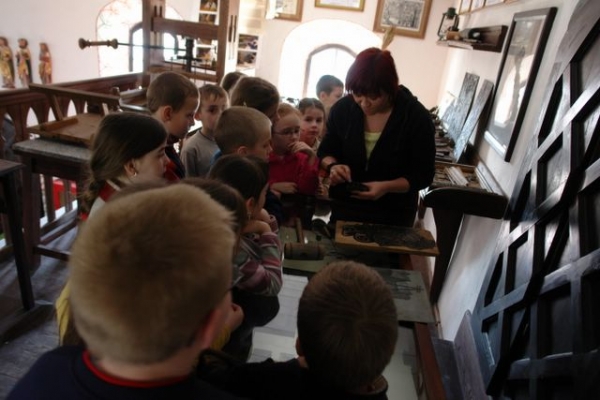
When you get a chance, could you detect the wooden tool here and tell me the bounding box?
[284,218,325,261]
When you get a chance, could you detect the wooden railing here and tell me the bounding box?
[0,73,149,260]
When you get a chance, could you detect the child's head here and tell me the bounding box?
[146,71,199,139]
[297,98,325,147]
[196,84,228,136]
[220,71,246,94]
[229,76,280,124]
[70,184,236,363]
[297,261,398,391]
[316,75,344,110]
[214,106,272,160]
[181,177,247,237]
[83,112,168,213]
[209,154,269,219]
[272,103,301,156]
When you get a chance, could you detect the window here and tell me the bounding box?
[278,19,380,99]
[304,45,355,98]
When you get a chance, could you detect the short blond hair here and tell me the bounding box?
[70,185,235,363]
[214,106,271,154]
[276,102,301,119]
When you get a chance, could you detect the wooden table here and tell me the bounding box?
[12,138,90,266]
[0,159,53,342]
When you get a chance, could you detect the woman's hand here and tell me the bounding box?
[328,164,352,186]
[350,181,388,200]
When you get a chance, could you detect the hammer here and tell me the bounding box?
[284,218,325,261]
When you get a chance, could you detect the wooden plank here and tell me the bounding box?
[28,113,102,146]
[334,221,439,257]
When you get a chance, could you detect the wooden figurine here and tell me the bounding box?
[16,38,32,87]
[38,42,52,84]
[0,37,15,88]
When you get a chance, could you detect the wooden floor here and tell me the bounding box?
[0,233,73,400]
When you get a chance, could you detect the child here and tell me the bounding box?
[80,112,169,220]
[208,154,282,297]
[181,177,247,350]
[181,84,228,177]
[229,76,280,124]
[315,74,344,114]
[269,103,319,197]
[200,261,398,399]
[298,97,325,151]
[147,71,199,180]
[220,71,245,94]
[213,106,272,162]
[56,112,169,345]
[9,185,243,399]
[208,154,283,361]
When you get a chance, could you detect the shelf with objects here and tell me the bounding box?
[419,73,508,304]
[236,33,258,73]
[436,25,507,53]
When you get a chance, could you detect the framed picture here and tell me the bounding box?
[373,0,432,39]
[315,0,365,11]
[275,0,304,21]
[459,0,472,14]
[200,0,218,11]
[485,0,505,6]
[484,8,556,161]
[471,0,485,12]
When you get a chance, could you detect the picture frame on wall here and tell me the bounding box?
[485,0,506,6]
[459,0,472,14]
[484,8,557,161]
[315,0,365,11]
[275,0,304,21]
[373,0,432,39]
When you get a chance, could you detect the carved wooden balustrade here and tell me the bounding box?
[0,73,149,260]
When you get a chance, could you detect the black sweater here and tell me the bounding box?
[318,86,435,226]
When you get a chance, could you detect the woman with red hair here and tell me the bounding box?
[317,47,435,227]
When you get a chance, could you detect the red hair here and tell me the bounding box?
[345,47,399,100]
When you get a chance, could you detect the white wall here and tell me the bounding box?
[0,0,198,86]
[435,0,580,341]
[257,0,454,108]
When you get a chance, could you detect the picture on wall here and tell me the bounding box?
[484,8,557,161]
[373,0,432,38]
[315,0,365,11]
[275,0,304,21]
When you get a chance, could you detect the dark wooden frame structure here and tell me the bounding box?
[472,0,600,396]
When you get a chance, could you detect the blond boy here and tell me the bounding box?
[181,84,228,177]
[147,71,199,180]
[8,185,242,399]
[214,106,272,161]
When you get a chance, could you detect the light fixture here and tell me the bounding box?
[437,7,459,40]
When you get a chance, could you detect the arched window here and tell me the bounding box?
[304,45,355,98]
[97,0,182,77]
[279,19,380,99]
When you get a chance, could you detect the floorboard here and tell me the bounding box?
[0,232,73,399]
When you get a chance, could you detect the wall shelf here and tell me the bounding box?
[437,25,507,53]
